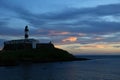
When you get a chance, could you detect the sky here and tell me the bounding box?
[1,0,120,55]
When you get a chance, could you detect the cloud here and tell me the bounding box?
[62,37,77,42]
[37,3,120,34]
[80,44,108,49]
[1,1,120,45]
[1,1,120,33]
[48,31,70,36]
[31,3,120,21]
[1,2,120,36]
[113,46,120,48]
[0,23,23,37]
[94,37,104,41]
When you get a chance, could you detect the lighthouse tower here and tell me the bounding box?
[25,25,29,39]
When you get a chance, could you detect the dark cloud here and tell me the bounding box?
[1,1,120,45]
[0,21,22,36]
[113,46,120,48]
[36,20,120,34]
[23,3,120,34]
[40,3,120,34]
[75,21,120,33]
[36,3,120,21]
[1,1,120,28]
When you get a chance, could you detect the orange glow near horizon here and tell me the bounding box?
[80,44,110,49]
[55,43,120,54]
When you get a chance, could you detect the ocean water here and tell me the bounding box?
[0,55,120,80]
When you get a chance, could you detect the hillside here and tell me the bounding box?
[0,48,89,66]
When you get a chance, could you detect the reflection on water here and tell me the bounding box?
[0,56,120,80]
[22,64,31,80]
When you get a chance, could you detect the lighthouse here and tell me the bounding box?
[3,25,54,50]
[25,25,29,39]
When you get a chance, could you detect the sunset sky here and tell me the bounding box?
[1,0,120,55]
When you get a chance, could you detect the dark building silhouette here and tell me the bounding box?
[3,26,54,50]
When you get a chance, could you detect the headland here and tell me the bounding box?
[0,26,89,66]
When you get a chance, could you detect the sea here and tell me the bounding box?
[0,55,120,80]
